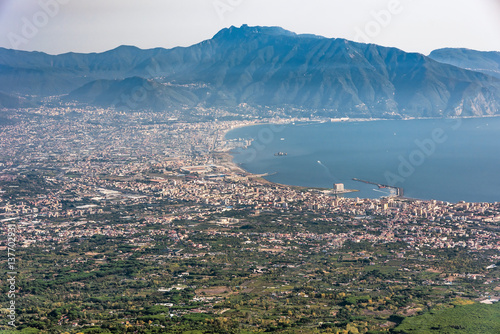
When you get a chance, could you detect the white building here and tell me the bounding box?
[334,183,344,192]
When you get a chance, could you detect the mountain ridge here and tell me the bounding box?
[1,25,500,118]
[429,48,500,79]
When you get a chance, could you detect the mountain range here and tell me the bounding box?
[1,24,500,118]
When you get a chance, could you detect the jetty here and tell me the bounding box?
[352,178,404,197]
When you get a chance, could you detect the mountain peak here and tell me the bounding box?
[212,24,298,40]
[104,45,143,55]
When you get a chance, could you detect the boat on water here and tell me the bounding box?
[274,152,287,156]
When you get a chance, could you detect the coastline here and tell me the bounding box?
[218,118,368,194]
[217,115,500,203]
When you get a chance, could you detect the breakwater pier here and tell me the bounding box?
[352,178,404,197]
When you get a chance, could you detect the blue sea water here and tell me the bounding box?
[226,117,500,203]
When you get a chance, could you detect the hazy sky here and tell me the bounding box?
[1,0,499,55]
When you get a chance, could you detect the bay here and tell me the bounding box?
[226,117,500,203]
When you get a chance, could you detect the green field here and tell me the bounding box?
[394,302,500,333]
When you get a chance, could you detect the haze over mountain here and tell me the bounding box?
[429,48,500,79]
[1,25,500,118]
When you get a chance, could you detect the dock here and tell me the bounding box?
[352,178,404,197]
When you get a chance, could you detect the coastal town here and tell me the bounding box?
[0,107,499,333]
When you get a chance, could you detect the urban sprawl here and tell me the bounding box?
[0,107,499,333]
